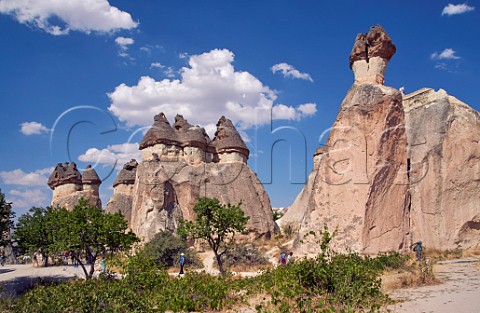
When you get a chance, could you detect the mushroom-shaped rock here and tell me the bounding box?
[139,113,179,149]
[63,162,82,185]
[173,114,210,150]
[113,159,138,187]
[349,25,396,85]
[211,116,249,160]
[82,165,101,185]
[48,163,66,189]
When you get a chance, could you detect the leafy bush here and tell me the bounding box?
[141,230,201,269]
[368,251,410,271]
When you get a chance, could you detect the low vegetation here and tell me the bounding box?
[220,243,270,272]
[1,225,419,313]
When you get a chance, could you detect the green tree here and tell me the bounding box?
[54,198,139,279]
[15,206,54,266]
[15,198,139,279]
[177,197,249,275]
[0,189,15,248]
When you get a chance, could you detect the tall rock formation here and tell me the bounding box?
[105,159,138,224]
[48,163,102,210]
[128,114,274,242]
[404,88,480,250]
[281,25,410,255]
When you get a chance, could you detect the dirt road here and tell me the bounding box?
[389,258,480,313]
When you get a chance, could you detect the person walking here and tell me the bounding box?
[412,241,424,262]
[179,253,186,275]
[287,252,293,264]
[279,252,286,265]
[33,252,38,267]
[101,259,106,273]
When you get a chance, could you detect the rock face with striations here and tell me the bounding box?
[128,114,274,242]
[404,88,480,250]
[105,159,138,225]
[48,163,102,210]
[280,25,411,255]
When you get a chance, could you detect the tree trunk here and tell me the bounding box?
[76,257,89,280]
[214,251,225,276]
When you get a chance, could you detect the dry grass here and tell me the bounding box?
[423,248,480,261]
[381,257,441,292]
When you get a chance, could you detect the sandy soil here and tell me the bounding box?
[388,258,480,313]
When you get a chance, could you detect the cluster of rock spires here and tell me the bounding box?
[48,25,480,253]
[49,115,274,242]
[48,163,102,210]
[106,114,274,242]
[279,25,480,254]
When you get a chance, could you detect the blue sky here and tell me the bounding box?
[0,1,479,217]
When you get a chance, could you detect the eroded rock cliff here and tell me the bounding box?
[281,25,410,255]
[105,159,138,224]
[129,114,275,242]
[404,88,480,250]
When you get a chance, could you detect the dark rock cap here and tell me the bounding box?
[173,114,210,150]
[47,162,82,189]
[113,159,138,187]
[139,113,180,150]
[211,116,249,159]
[82,165,101,185]
[349,25,396,69]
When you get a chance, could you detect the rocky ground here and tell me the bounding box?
[1,258,480,312]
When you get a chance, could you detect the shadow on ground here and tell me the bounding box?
[1,275,72,298]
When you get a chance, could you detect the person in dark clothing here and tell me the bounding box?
[412,241,424,262]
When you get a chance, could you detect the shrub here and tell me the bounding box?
[220,243,270,271]
[141,230,201,269]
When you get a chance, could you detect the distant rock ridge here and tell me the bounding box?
[279,25,480,255]
[48,162,101,210]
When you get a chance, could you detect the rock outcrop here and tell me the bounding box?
[105,159,138,224]
[281,25,480,254]
[127,114,275,242]
[48,163,102,210]
[281,25,410,255]
[404,88,480,250]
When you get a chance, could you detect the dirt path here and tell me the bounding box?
[0,264,89,297]
[388,258,480,313]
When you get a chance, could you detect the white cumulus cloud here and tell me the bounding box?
[442,3,475,16]
[298,103,317,116]
[271,63,313,82]
[431,48,461,60]
[0,167,53,186]
[115,36,134,58]
[20,121,50,135]
[115,36,134,47]
[150,62,165,69]
[0,0,138,35]
[108,49,315,134]
[8,188,50,209]
[78,143,141,168]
